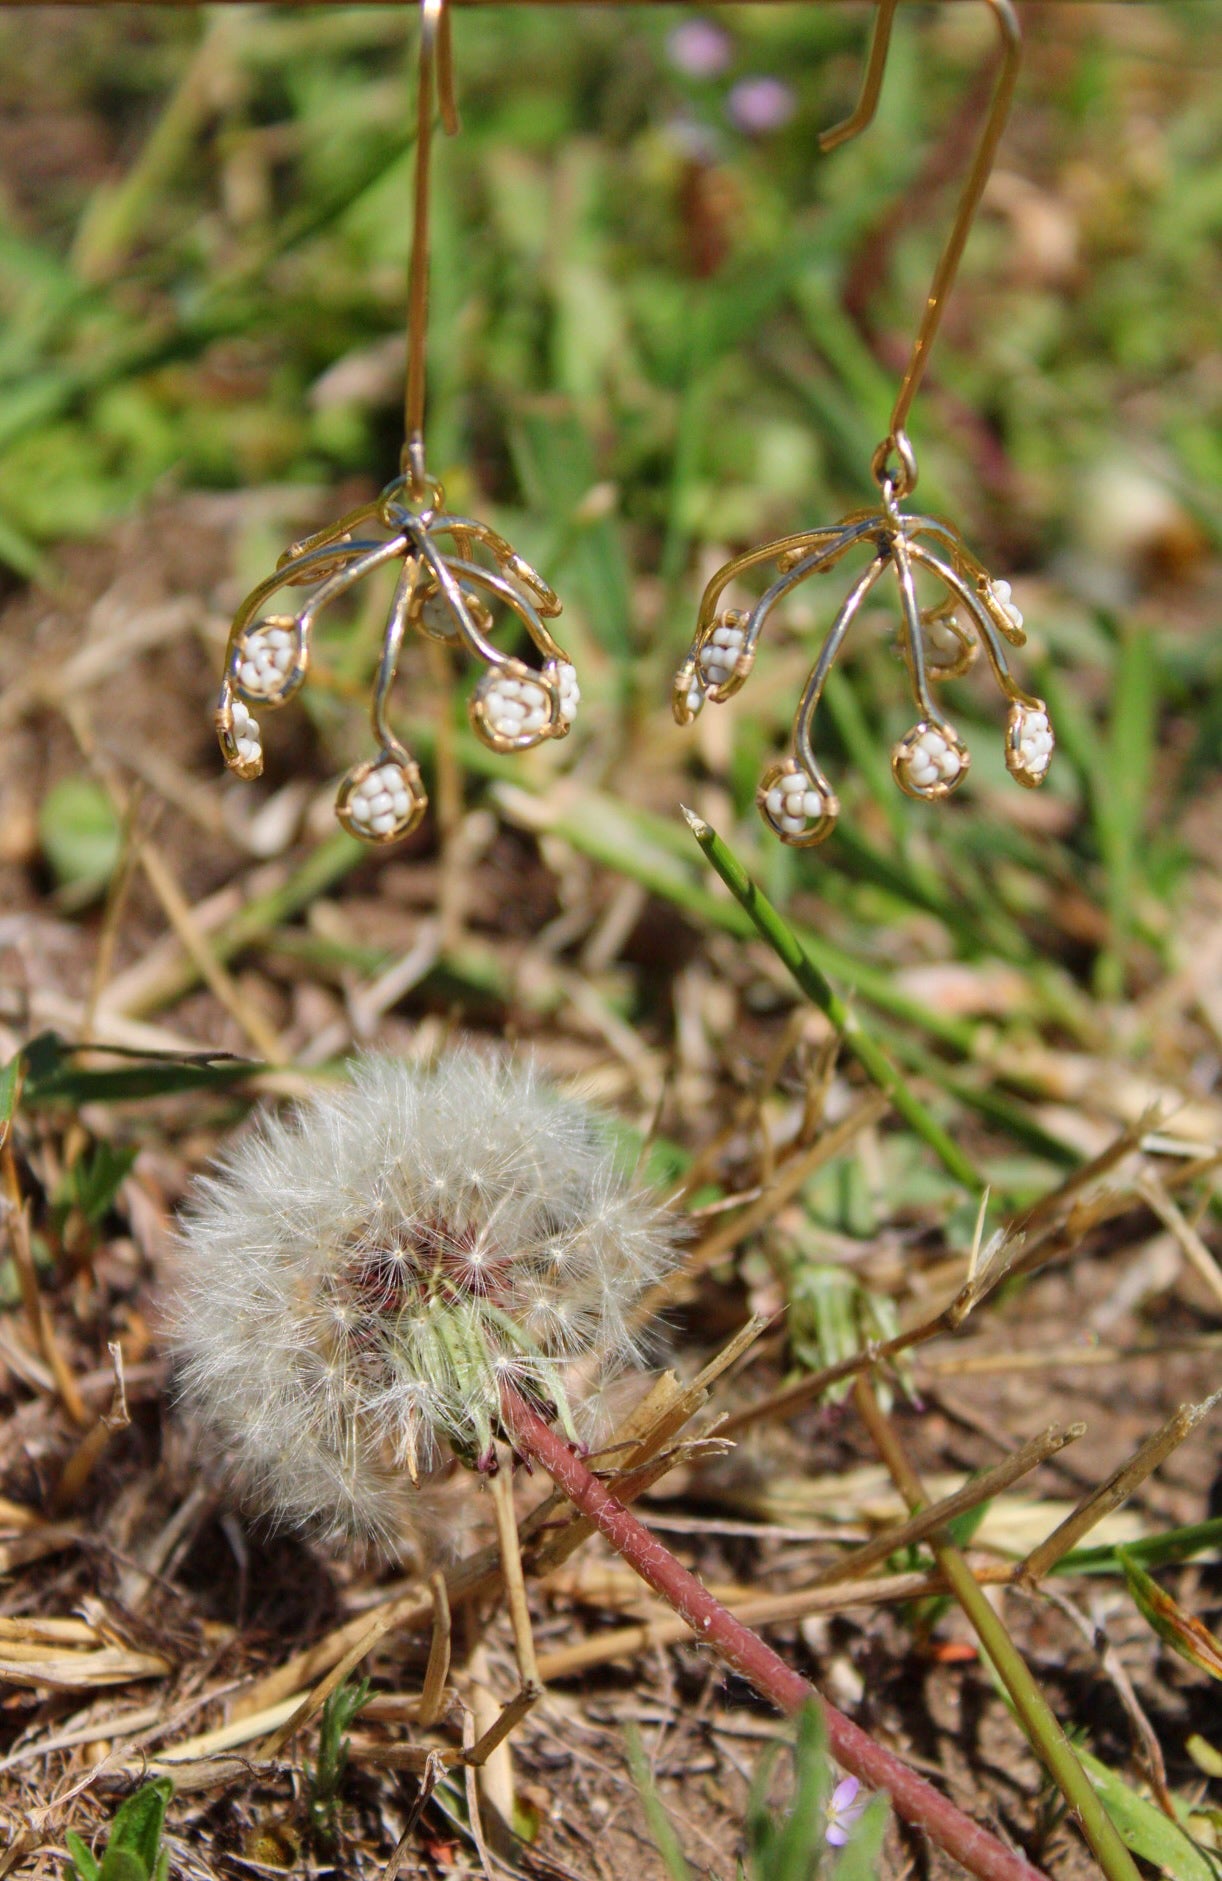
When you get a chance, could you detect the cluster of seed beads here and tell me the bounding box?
[228,700,263,771]
[989,578,1023,632]
[699,613,748,692]
[921,607,976,676]
[1008,702,1054,785]
[761,769,831,838]
[556,661,580,727]
[235,624,297,701]
[894,722,967,797]
[479,672,555,743]
[344,762,419,838]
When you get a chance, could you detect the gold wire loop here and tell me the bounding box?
[818,0,898,153]
[871,429,918,503]
[404,0,461,498]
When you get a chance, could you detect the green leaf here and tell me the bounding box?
[96,1852,150,1881]
[1061,1515,1222,1577]
[21,1033,259,1108]
[1187,1735,1222,1780]
[37,775,122,898]
[104,1778,174,1874]
[624,1725,693,1881]
[769,1704,833,1881]
[1120,1548,1222,1680]
[60,1141,140,1228]
[311,1674,371,1804]
[0,1050,22,1149]
[1077,1749,1220,1880]
[64,1831,101,1881]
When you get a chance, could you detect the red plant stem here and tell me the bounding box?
[501,1386,1048,1881]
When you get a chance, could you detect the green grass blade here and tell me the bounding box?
[683,807,983,1193]
[624,1726,694,1881]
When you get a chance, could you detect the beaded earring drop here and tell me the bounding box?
[673,0,1053,846]
[216,0,579,844]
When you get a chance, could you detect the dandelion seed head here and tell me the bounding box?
[167,1050,683,1555]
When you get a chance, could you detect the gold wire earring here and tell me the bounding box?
[673,0,1052,847]
[215,0,578,845]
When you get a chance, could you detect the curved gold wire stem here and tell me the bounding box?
[793,552,890,769]
[404,0,460,495]
[908,541,1041,709]
[818,0,898,153]
[889,0,1020,440]
[371,556,424,748]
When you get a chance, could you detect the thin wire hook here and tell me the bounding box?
[819,0,1021,491]
[888,0,1020,439]
[818,0,898,153]
[404,0,460,495]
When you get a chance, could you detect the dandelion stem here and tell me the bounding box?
[499,1383,1047,1881]
[682,807,983,1192]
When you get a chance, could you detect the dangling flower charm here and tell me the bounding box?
[216,471,579,844]
[674,431,1053,846]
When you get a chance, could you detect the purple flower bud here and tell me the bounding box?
[727,76,797,136]
[667,20,733,80]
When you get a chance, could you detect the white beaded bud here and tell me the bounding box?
[892,721,970,800]
[1006,701,1054,787]
[230,700,262,768]
[921,606,976,678]
[556,660,580,731]
[233,619,305,705]
[672,659,705,724]
[471,668,556,751]
[987,578,1024,636]
[337,757,426,844]
[757,762,839,846]
[413,581,491,646]
[697,612,749,694]
[216,696,264,780]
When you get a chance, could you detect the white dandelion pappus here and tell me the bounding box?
[166,1052,683,1556]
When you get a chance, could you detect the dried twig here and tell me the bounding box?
[1019,1393,1221,1583]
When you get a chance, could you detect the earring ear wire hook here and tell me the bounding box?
[818,0,898,154]
[886,0,1020,465]
[819,0,1020,487]
[404,0,460,496]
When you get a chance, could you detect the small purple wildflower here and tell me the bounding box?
[826,1775,867,1848]
[727,76,797,137]
[667,20,733,80]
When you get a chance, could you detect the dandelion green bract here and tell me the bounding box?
[167,1051,683,1554]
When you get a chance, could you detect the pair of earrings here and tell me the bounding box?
[216,0,1053,852]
